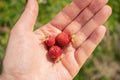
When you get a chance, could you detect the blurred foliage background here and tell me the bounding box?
[0,0,120,80]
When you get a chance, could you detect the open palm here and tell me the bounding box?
[1,0,112,80]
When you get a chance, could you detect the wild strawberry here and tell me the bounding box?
[56,32,71,47]
[45,36,55,47]
[48,46,63,59]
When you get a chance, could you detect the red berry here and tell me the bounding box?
[45,36,55,47]
[48,46,63,59]
[56,32,71,47]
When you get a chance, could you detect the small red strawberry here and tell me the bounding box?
[48,46,63,59]
[56,32,71,47]
[45,36,55,47]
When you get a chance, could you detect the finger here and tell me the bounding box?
[64,0,108,34]
[75,26,106,67]
[12,0,39,31]
[49,0,92,30]
[73,5,112,48]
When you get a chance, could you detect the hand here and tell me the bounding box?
[0,0,112,80]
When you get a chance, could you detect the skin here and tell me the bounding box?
[0,0,112,80]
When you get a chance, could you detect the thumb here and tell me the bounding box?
[12,0,39,32]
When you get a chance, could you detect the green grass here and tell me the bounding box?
[0,0,120,80]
